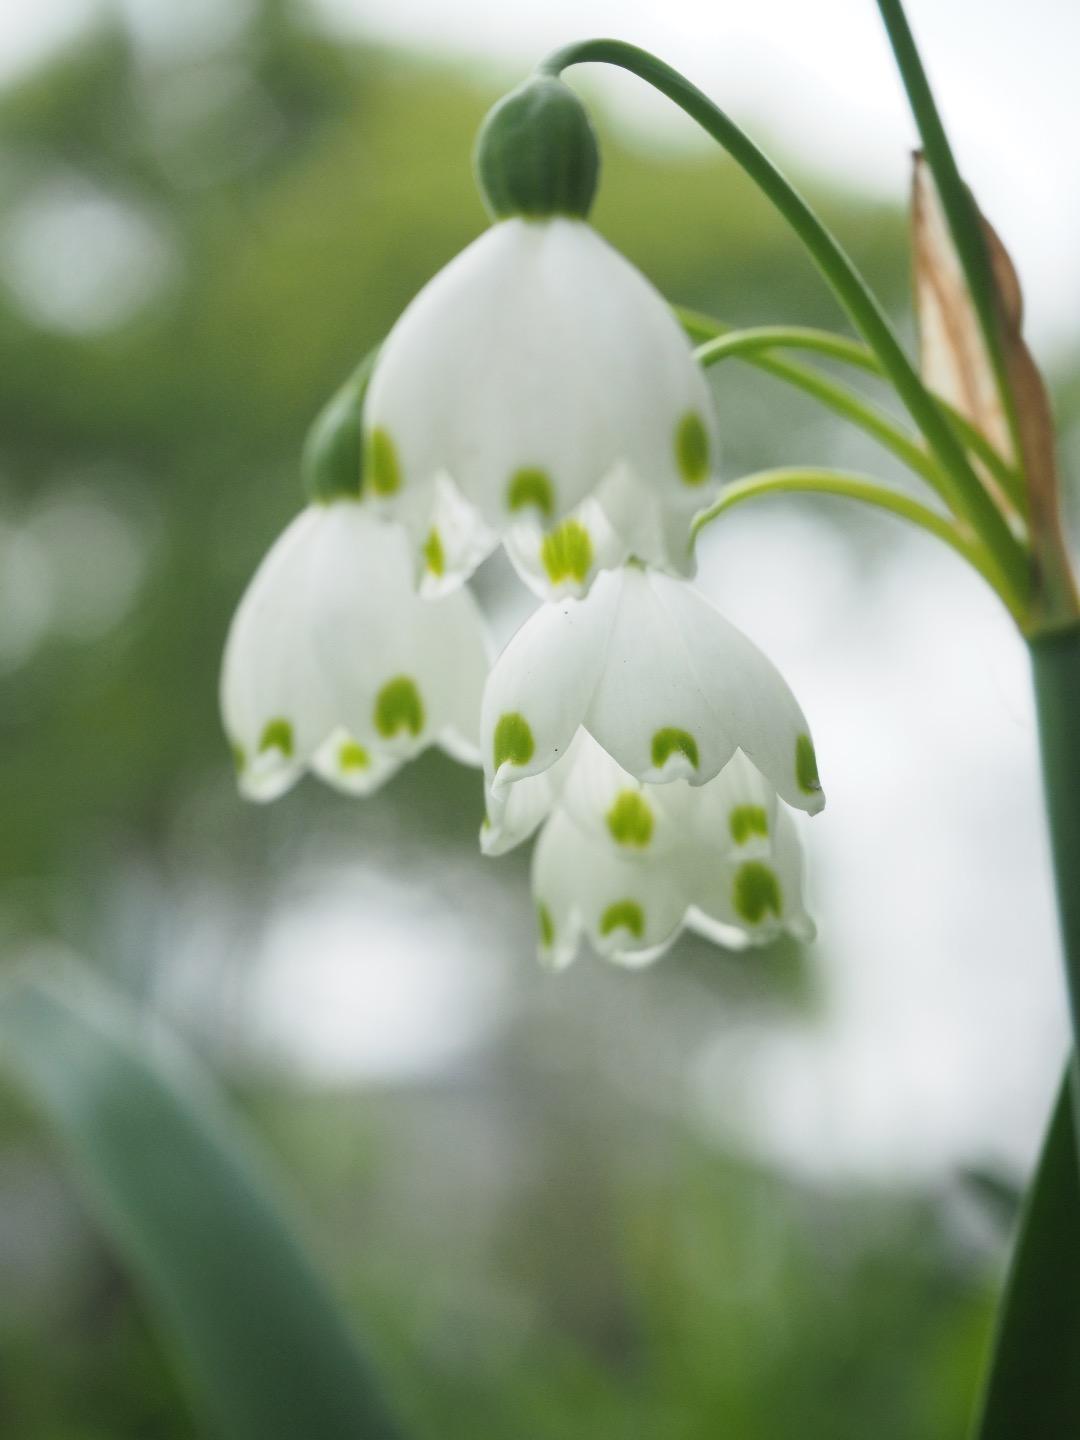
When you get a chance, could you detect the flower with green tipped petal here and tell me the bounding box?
[487,733,814,969]
[480,564,824,849]
[221,501,491,801]
[362,216,720,599]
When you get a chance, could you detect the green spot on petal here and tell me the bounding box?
[339,739,370,772]
[733,861,782,925]
[729,804,769,846]
[675,411,710,486]
[537,903,555,948]
[796,733,821,795]
[366,427,402,496]
[600,900,645,939]
[651,727,699,771]
[540,519,593,586]
[606,790,654,848]
[507,467,554,518]
[374,676,424,738]
[423,527,445,576]
[258,718,294,757]
[493,712,534,770]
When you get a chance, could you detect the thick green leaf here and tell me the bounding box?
[0,967,401,1440]
[972,1069,1080,1437]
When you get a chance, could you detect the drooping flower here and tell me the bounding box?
[221,500,491,801]
[480,564,824,845]
[485,732,814,968]
[361,77,720,598]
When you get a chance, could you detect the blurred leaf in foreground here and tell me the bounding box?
[0,964,402,1440]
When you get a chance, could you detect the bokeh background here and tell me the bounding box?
[0,0,1078,1434]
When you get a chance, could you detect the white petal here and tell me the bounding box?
[480,566,822,844]
[415,476,498,599]
[311,728,404,796]
[503,468,707,602]
[221,502,492,800]
[481,578,616,795]
[649,576,824,812]
[365,218,719,550]
[685,748,779,858]
[682,908,754,953]
[238,752,305,804]
[587,570,824,811]
[481,768,555,857]
[532,810,693,969]
[221,508,340,800]
[503,497,626,601]
[300,504,490,763]
[692,802,815,945]
[592,464,702,580]
[550,731,686,858]
[412,589,493,765]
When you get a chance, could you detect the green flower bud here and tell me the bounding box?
[474,76,600,221]
[301,350,377,503]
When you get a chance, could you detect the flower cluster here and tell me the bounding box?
[221,74,825,968]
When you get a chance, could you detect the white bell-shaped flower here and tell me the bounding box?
[681,749,814,953]
[480,564,824,841]
[221,501,491,801]
[362,217,720,598]
[496,733,813,969]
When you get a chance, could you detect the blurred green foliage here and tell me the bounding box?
[0,1,1038,1435]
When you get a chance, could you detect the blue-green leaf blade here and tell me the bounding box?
[972,1068,1080,1437]
[0,968,401,1440]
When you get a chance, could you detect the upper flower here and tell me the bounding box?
[480,563,824,845]
[361,79,720,600]
[221,500,491,801]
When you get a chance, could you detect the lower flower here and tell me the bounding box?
[484,731,814,968]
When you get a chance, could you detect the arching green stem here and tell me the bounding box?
[694,325,882,374]
[679,310,1027,516]
[693,467,1019,620]
[537,39,1030,612]
[696,337,942,490]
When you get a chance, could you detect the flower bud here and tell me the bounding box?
[474,76,600,221]
[301,351,377,504]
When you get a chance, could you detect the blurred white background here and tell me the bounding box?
[6,0,1076,354]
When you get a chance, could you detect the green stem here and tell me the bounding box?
[874,0,1022,465]
[539,38,1030,612]
[678,308,1026,513]
[692,466,1014,614]
[977,626,1080,1434]
[696,336,944,489]
[943,410,1027,518]
[695,325,881,373]
[1030,624,1080,1090]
